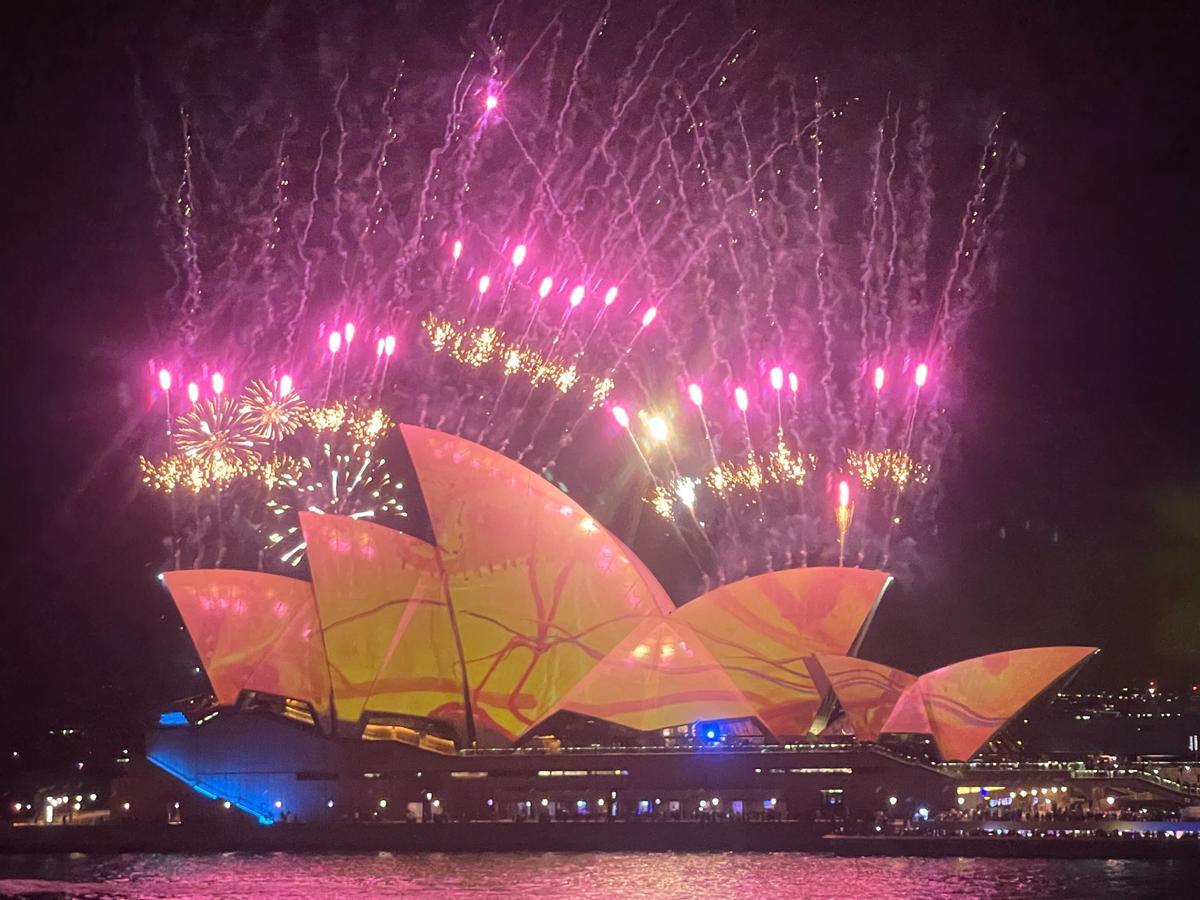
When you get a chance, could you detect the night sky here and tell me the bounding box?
[2,1,1198,743]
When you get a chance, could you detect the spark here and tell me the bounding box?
[305,402,393,448]
[239,380,309,441]
[158,369,172,391]
[422,315,614,405]
[705,433,815,499]
[174,397,262,469]
[845,448,928,491]
[915,363,929,387]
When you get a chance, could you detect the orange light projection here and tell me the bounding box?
[879,646,1098,761]
[673,569,891,737]
[532,617,760,734]
[163,570,329,722]
[401,424,674,742]
[808,654,917,742]
[301,512,465,735]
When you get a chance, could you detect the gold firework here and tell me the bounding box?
[422,315,614,407]
[174,397,263,468]
[305,402,393,448]
[239,380,308,440]
[845,448,928,491]
[139,451,258,494]
[706,433,816,499]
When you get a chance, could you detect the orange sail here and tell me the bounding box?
[301,512,466,736]
[401,424,674,743]
[880,646,1098,761]
[530,616,760,734]
[163,570,329,723]
[674,569,890,736]
[808,654,916,742]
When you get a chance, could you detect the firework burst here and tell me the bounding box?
[239,380,308,440]
[845,449,929,491]
[266,444,406,567]
[136,7,1018,589]
[174,397,262,469]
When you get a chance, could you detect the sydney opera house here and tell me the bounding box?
[148,425,1097,825]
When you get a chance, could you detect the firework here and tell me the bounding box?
[304,402,393,447]
[836,481,854,567]
[266,446,406,566]
[140,451,258,494]
[138,8,1016,587]
[174,397,262,469]
[239,379,309,440]
[422,315,614,406]
[646,476,702,521]
[705,435,817,500]
[845,449,928,491]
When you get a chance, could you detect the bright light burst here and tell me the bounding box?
[845,449,928,491]
[266,445,406,567]
[137,7,1017,584]
[706,434,816,500]
[239,380,309,440]
[174,397,262,468]
[423,315,614,406]
[306,402,393,447]
[646,476,701,521]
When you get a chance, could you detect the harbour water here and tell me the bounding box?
[1,852,1197,898]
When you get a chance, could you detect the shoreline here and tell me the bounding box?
[5,822,1200,859]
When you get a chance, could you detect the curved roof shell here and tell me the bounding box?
[674,568,890,736]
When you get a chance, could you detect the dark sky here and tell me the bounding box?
[2,0,1198,741]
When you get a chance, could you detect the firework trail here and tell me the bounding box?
[136,5,1017,595]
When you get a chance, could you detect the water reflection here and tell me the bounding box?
[0,852,1195,898]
